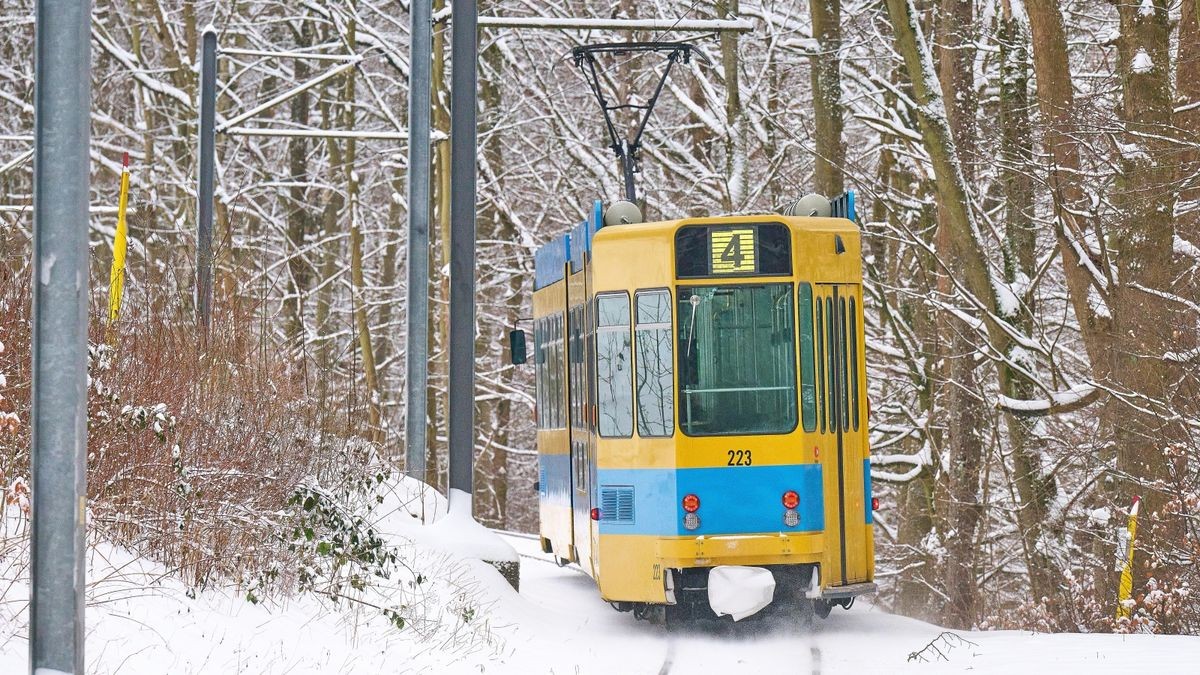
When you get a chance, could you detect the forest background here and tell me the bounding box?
[0,0,1198,634]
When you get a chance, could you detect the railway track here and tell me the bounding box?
[492,528,677,674]
[491,529,828,675]
[492,529,592,577]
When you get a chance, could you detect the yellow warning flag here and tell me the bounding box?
[108,153,131,328]
[1115,495,1141,621]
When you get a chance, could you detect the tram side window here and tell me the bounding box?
[538,317,548,429]
[541,315,560,430]
[816,299,826,434]
[537,319,547,425]
[595,293,633,437]
[568,307,579,428]
[571,305,587,429]
[850,296,860,431]
[798,283,818,432]
[635,289,674,437]
[839,297,851,432]
[826,297,837,433]
[552,314,565,429]
[586,301,597,432]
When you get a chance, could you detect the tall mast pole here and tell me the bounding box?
[196,29,217,338]
[404,0,433,484]
[447,0,478,509]
[30,0,91,671]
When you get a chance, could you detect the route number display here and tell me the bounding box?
[710,228,757,274]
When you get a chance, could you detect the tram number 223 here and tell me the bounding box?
[727,449,752,466]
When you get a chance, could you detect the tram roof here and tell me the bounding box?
[534,200,603,290]
[532,193,856,291]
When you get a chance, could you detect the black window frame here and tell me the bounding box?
[674,222,793,279]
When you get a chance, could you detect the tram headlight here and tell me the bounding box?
[783,508,800,527]
[683,512,701,531]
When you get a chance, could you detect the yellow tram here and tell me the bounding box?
[520,195,875,621]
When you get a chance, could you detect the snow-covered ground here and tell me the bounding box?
[2,492,1197,674]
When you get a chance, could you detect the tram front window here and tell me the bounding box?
[677,283,797,436]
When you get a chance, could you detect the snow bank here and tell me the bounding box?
[708,565,776,621]
[370,480,517,563]
[0,539,505,674]
[422,489,518,563]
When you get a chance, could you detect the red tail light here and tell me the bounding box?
[590,507,600,521]
[871,497,880,511]
[682,494,700,513]
[782,490,800,509]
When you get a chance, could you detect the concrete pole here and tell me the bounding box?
[404,0,432,483]
[447,0,477,508]
[197,29,217,337]
[30,0,91,672]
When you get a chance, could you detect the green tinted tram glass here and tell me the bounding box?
[798,283,817,432]
[677,283,797,435]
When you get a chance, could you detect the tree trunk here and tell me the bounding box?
[426,0,452,491]
[886,0,1061,608]
[473,1,511,528]
[341,12,384,444]
[1023,0,1113,364]
[997,0,1056,612]
[809,0,845,196]
[314,22,346,427]
[285,18,315,347]
[1181,0,1200,252]
[930,0,984,629]
[718,0,746,209]
[1109,0,1187,608]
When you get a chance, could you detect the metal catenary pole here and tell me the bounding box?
[30,0,91,672]
[404,0,432,484]
[447,0,477,508]
[197,29,217,337]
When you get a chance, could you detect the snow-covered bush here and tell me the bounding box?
[255,459,502,656]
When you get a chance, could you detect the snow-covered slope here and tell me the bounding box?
[2,492,1197,674]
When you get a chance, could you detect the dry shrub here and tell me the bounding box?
[0,254,30,504]
[91,300,330,588]
[0,244,368,589]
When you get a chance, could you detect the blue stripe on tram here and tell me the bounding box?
[538,452,572,507]
[594,464,824,536]
[863,458,873,525]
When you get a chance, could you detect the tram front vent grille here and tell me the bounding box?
[599,486,634,523]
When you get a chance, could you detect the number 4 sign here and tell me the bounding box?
[710,227,756,274]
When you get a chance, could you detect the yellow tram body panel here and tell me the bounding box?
[532,209,875,608]
[596,532,831,603]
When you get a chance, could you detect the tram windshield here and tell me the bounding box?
[677,283,797,435]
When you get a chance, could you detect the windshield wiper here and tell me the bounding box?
[685,294,701,356]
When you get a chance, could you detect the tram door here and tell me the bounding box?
[814,283,869,585]
[567,295,593,571]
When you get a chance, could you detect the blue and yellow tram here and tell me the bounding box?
[523,195,875,621]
